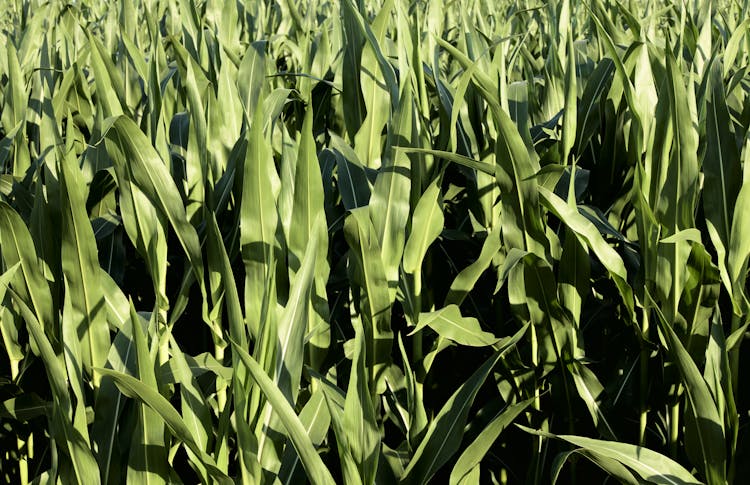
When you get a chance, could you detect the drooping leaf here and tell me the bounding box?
[412,305,498,347]
[521,427,701,485]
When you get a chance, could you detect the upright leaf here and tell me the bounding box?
[59,148,110,378]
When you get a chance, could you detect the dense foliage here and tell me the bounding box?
[1,0,750,483]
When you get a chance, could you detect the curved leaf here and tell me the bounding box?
[229,340,336,485]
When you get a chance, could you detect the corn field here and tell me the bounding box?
[0,0,749,483]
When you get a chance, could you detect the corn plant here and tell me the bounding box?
[1,0,749,483]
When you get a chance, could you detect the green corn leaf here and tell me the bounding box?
[369,80,413,290]
[569,361,617,440]
[449,398,534,485]
[700,55,738,288]
[237,41,267,118]
[278,389,332,484]
[169,41,210,217]
[550,450,653,485]
[354,0,394,168]
[412,305,498,347]
[88,34,126,118]
[727,174,750,315]
[345,207,393,391]
[240,100,280,336]
[0,393,51,421]
[334,147,373,210]
[521,426,701,485]
[445,230,501,307]
[508,252,574,368]
[270,216,319,404]
[561,29,577,166]
[92,328,136,483]
[401,323,529,484]
[339,0,366,137]
[558,223,590,327]
[576,58,614,151]
[60,280,95,477]
[95,364,232,484]
[403,177,444,274]
[723,18,750,77]
[539,186,634,318]
[59,147,110,378]
[341,0,398,109]
[4,286,101,485]
[493,102,547,257]
[1,43,31,176]
[396,333,428,449]
[168,336,213,454]
[2,3,750,484]
[342,311,381,485]
[103,115,205,295]
[650,298,727,485]
[229,340,337,485]
[0,201,56,336]
[126,303,169,484]
[255,216,320,469]
[393,147,495,176]
[288,106,330,371]
[0,264,22,366]
[158,351,233,384]
[1,43,26,134]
